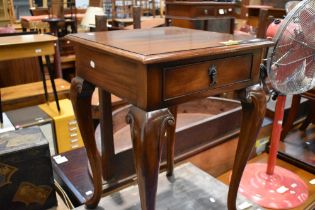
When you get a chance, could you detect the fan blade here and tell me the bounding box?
[300,8,315,48]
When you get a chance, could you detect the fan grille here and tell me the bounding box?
[267,0,315,95]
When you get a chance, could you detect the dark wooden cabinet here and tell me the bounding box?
[0,127,57,210]
[165,1,240,33]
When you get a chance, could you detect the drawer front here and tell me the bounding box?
[193,7,217,17]
[55,117,84,153]
[163,54,253,100]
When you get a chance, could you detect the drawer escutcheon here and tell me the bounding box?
[208,65,217,87]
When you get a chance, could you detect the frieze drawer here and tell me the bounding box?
[163,54,253,99]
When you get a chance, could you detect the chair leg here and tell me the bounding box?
[166,106,177,177]
[45,55,60,112]
[281,95,301,140]
[38,56,49,102]
[0,89,2,126]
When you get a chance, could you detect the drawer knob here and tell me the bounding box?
[208,65,217,87]
[204,9,208,15]
[90,60,95,69]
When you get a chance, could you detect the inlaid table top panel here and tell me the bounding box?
[66,27,273,64]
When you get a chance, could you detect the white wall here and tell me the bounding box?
[76,0,88,8]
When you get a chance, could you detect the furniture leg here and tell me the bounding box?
[228,86,266,210]
[166,106,177,176]
[45,55,60,112]
[71,20,77,33]
[281,94,301,140]
[0,89,2,126]
[152,0,156,17]
[126,106,174,210]
[70,77,102,208]
[54,40,62,78]
[38,56,49,102]
[256,9,269,38]
[159,0,163,17]
[230,18,235,34]
[165,17,170,26]
[133,6,141,29]
[99,89,115,181]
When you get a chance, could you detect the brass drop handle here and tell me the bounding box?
[208,65,217,87]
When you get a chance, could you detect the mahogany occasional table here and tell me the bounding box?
[66,27,273,210]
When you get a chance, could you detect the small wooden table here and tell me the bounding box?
[67,27,273,210]
[0,34,61,123]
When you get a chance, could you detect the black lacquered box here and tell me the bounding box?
[0,127,57,210]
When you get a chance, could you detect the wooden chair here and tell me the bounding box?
[251,7,286,38]
[299,91,315,130]
[285,1,300,13]
[281,89,315,140]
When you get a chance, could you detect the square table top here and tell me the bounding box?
[0,34,57,47]
[66,27,273,64]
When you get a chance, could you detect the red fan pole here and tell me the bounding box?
[237,94,309,209]
[266,95,286,175]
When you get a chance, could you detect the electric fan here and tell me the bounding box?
[238,0,315,209]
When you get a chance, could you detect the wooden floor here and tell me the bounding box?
[48,194,70,210]
[51,120,315,210]
[74,163,261,210]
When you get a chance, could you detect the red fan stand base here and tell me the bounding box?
[238,95,309,209]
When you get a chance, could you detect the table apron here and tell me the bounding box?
[0,42,55,61]
[76,47,263,111]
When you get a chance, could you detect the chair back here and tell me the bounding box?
[285,1,300,14]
